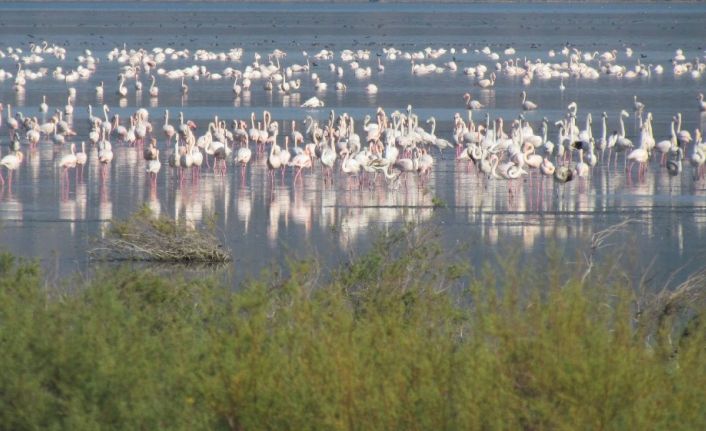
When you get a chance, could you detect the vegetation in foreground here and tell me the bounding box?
[0,224,705,430]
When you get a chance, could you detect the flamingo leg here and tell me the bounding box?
[294,167,301,184]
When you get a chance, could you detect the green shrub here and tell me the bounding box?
[0,224,704,430]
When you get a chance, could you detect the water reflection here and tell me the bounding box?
[236,186,252,234]
[0,193,23,223]
[15,87,26,107]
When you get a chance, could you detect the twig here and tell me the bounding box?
[580,218,642,284]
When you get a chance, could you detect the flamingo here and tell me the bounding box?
[614,110,633,167]
[463,93,484,110]
[301,96,324,108]
[417,148,434,183]
[690,130,705,180]
[267,135,282,184]
[392,149,418,188]
[290,148,312,184]
[655,118,677,166]
[341,149,361,188]
[575,149,590,179]
[181,77,189,95]
[540,157,555,177]
[146,148,161,185]
[75,141,88,176]
[320,130,337,182]
[117,73,127,97]
[666,148,683,177]
[179,141,194,180]
[6,104,19,135]
[64,96,73,116]
[521,91,538,111]
[0,148,23,186]
[149,75,159,97]
[163,109,175,141]
[235,135,252,182]
[675,113,692,149]
[189,139,203,179]
[476,72,496,89]
[291,120,304,146]
[97,131,113,180]
[633,95,645,114]
[426,116,454,158]
[233,76,242,97]
[278,136,292,182]
[144,138,158,161]
[209,139,230,176]
[59,143,77,182]
[168,135,182,178]
[26,128,40,150]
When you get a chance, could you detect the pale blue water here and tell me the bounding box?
[0,2,705,286]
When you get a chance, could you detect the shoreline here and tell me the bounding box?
[1,0,703,3]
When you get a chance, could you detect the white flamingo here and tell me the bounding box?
[0,148,23,186]
[59,143,77,182]
[149,75,159,97]
[117,73,127,97]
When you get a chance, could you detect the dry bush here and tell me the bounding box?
[89,206,231,263]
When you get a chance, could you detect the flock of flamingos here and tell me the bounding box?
[1,41,705,199]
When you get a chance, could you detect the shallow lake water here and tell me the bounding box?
[1,2,706,286]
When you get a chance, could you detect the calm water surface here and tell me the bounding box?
[1,2,706,285]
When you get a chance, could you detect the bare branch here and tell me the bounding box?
[580,219,642,284]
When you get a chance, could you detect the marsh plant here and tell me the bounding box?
[0,223,704,430]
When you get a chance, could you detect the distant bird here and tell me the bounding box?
[666,148,683,177]
[0,148,23,186]
[301,96,324,108]
[233,77,242,97]
[39,95,48,113]
[521,91,538,111]
[146,149,161,184]
[633,95,645,113]
[463,93,484,110]
[476,72,496,89]
[117,74,128,97]
[59,143,78,180]
[75,141,87,177]
[149,75,159,97]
